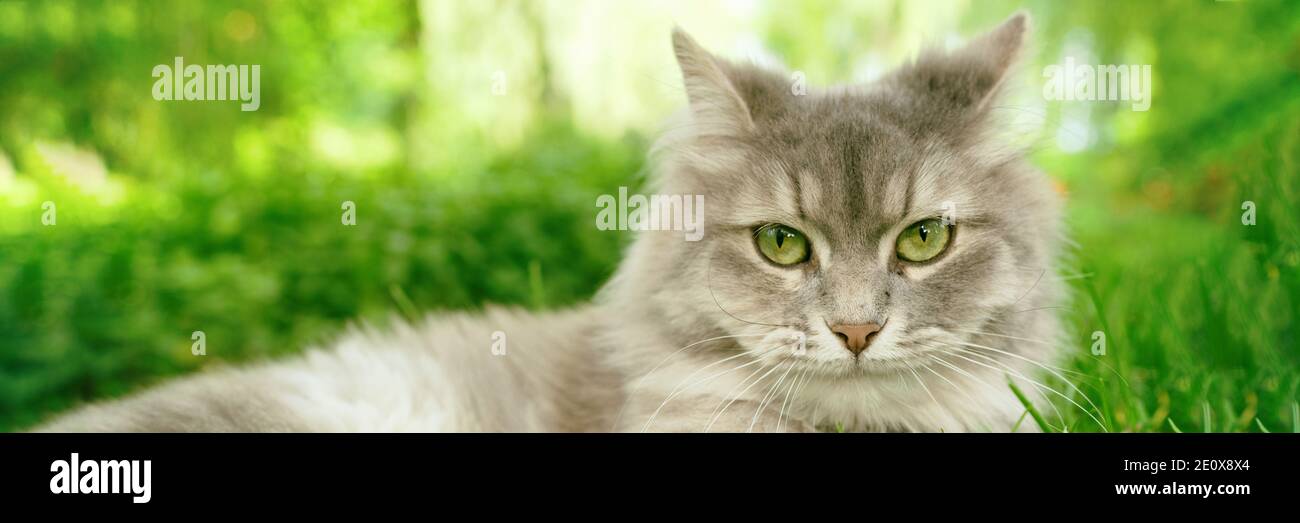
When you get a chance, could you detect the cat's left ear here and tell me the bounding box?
[893,12,1029,114]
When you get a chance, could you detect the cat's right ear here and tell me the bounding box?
[893,12,1029,115]
[671,28,756,137]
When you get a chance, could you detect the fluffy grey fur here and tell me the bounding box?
[36,13,1066,433]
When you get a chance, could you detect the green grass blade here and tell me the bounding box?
[528,260,546,309]
[1167,418,1183,433]
[388,284,420,322]
[1011,410,1028,433]
[1008,380,1051,432]
[1255,418,1271,433]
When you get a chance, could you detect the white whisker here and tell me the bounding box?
[951,338,1104,419]
[943,345,1104,431]
[777,368,808,432]
[748,359,797,432]
[641,343,786,431]
[904,363,942,415]
[707,360,789,432]
[942,347,1068,428]
[615,333,772,430]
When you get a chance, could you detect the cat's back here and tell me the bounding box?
[37,305,621,432]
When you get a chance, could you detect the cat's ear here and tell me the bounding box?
[671,28,757,136]
[895,12,1029,113]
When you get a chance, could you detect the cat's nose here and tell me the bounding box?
[829,323,883,355]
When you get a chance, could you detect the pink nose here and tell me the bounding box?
[830,323,883,355]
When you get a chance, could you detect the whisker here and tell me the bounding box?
[903,363,942,415]
[941,347,1068,429]
[917,355,1001,429]
[1010,267,1047,307]
[641,343,787,431]
[707,243,792,328]
[917,355,972,398]
[959,327,1130,388]
[955,332,1128,397]
[952,329,1089,376]
[914,358,1004,432]
[920,345,1067,429]
[614,332,772,430]
[708,360,790,432]
[919,348,1006,396]
[749,359,798,432]
[777,368,808,432]
[951,338,1105,417]
[1010,305,1074,315]
[944,345,1105,431]
[706,359,773,424]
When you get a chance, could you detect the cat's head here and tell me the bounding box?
[610,13,1063,381]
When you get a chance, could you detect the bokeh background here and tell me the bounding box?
[1,0,1297,432]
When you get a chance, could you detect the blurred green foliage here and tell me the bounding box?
[0,0,1297,432]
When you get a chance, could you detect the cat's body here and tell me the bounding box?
[38,13,1067,433]
[39,307,617,432]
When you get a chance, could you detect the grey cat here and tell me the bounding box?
[36,13,1068,433]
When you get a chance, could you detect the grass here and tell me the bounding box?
[4,112,1294,433]
[0,0,1296,433]
[1009,380,1052,432]
[1021,100,1300,433]
[2,107,1297,433]
[0,121,647,431]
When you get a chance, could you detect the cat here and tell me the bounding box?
[36,12,1067,433]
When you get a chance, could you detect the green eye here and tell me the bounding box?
[756,224,810,266]
[895,218,952,262]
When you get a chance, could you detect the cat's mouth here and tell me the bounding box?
[746,324,954,377]
[771,344,939,377]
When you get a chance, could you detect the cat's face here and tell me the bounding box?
[648,14,1062,380]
